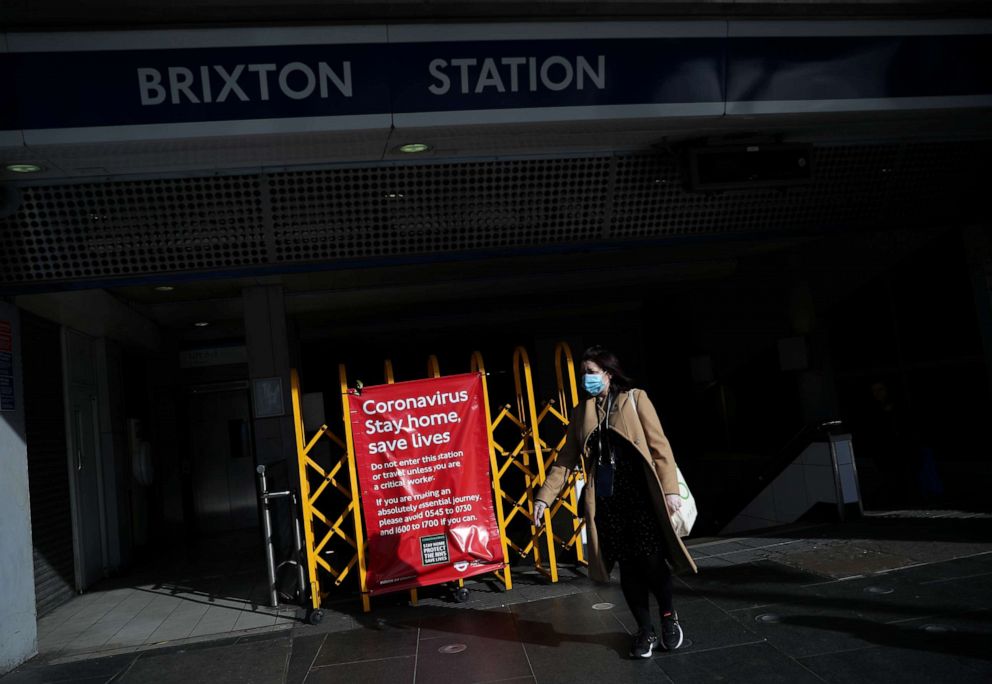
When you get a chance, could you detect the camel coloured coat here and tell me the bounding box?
[536,389,697,581]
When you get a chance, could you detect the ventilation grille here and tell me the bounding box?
[269,157,614,262]
[1,142,985,288]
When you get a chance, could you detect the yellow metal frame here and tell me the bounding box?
[485,346,558,580]
[542,342,586,564]
[471,351,513,590]
[338,363,371,612]
[291,342,579,612]
[291,367,369,612]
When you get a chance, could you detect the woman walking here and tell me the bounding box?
[534,346,697,658]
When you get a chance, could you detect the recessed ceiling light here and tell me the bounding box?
[5,163,43,174]
[193,321,210,327]
[153,285,175,292]
[397,143,431,154]
[384,192,406,200]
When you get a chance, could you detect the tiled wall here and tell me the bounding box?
[721,435,858,535]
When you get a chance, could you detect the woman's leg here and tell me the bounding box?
[644,549,674,616]
[618,560,653,631]
[645,548,684,650]
[619,559,662,657]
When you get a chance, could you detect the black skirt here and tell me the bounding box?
[593,432,668,565]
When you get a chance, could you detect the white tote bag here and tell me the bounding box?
[670,466,697,538]
[630,390,697,537]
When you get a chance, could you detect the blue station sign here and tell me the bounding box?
[1,21,990,141]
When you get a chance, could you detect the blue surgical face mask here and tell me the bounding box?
[583,372,606,396]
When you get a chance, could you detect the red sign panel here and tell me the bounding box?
[349,372,504,595]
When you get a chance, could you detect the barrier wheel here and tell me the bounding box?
[308,609,325,625]
[453,587,470,603]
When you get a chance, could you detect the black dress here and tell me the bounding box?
[592,427,668,566]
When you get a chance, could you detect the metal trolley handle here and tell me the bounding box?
[257,465,307,609]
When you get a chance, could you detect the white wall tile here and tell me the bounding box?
[802,442,831,467]
[804,463,837,503]
[740,485,776,521]
[772,464,809,523]
[839,463,860,503]
[832,436,854,465]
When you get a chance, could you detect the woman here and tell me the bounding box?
[533,346,697,658]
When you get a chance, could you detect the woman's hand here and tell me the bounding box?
[665,494,682,514]
[533,500,548,526]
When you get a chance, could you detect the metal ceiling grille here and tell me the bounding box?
[3,176,266,283]
[0,141,985,289]
[269,156,613,262]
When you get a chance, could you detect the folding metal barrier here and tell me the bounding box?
[485,347,558,580]
[291,343,580,616]
[537,343,586,565]
[291,365,369,618]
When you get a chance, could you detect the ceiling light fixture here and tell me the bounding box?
[193,321,210,327]
[154,285,175,292]
[5,163,43,174]
[397,143,431,154]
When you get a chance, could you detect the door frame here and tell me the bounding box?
[63,328,110,592]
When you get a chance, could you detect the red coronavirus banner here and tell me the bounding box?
[349,372,505,595]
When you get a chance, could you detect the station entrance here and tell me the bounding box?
[2,15,992,674]
[5,141,992,659]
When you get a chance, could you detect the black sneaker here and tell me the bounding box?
[629,628,658,658]
[661,611,684,651]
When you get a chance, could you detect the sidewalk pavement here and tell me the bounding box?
[5,510,991,683]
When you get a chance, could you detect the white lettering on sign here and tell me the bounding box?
[137,61,353,105]
[428,55,605,95]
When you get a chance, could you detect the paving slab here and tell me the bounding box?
[304,655,416,684]
[799,641,992,684]
[655,641,825,684]
[680,560,829,612]
[416,627,533,683]
[0,652,137,684]
[116,637,290,684]
[773,543,918,578]
[309,621,418,667]
[284,633,325,684]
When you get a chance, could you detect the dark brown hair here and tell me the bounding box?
[581,345,634,393]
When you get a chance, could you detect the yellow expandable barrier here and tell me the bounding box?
[540,342,586,565]
[291,342,582,613]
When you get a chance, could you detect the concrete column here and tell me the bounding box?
[243,286,297,576]
[243,286,295,470]
[0,303,38,674]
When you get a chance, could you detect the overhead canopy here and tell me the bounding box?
[1,20,990,179]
